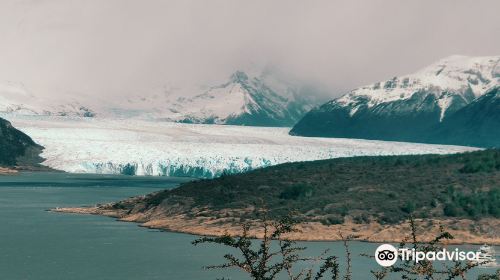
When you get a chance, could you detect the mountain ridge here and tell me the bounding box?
[290,55,500,147]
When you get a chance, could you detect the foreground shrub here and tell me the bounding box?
[193,214,494,280]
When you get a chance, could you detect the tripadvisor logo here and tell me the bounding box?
[375,244,398,267]
[374,244,480,267]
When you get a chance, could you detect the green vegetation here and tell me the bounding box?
[443,188,500,219]
[279,184,313,200]
[459,150,500,173]
[144,149,500,224]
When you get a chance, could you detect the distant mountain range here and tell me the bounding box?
[118,70,323,126]
[0,69,323,127]
[290,55,500,147]
[0,82,95,117]
[3,56,498,146]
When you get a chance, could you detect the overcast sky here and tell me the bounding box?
[0,0,499,98]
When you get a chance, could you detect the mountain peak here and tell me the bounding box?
[230,71,249,83]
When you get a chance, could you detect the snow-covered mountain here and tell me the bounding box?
[0,69,322,127]
[4,115,477,178]
[118,70,322,126]
[0,81,96,117]
[291,55,500,146]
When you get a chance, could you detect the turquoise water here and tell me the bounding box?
[0,172,497,279]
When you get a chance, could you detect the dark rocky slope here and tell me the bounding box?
[0,117,44,167]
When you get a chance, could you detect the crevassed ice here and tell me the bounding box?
[6,115,479,178]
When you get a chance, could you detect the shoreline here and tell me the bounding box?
[51,206,500,245]
[0,167,18,175]
[0,165,61,175]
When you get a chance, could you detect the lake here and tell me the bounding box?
[0,172,497,279]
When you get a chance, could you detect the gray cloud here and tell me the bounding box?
[0,0,498,98]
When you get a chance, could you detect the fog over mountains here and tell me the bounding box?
[0,1,499,101]
[0,68,325,127]
[115,70,325,126]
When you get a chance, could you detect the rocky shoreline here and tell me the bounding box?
[52,206,500,245]
[0,166,60,175]
[0,167,18,174]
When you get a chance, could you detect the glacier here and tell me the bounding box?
[4,115,479,178]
